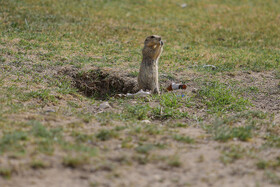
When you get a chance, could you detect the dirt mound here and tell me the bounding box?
[59,66,139,99]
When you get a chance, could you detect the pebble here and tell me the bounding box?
[99,102,111,109]
[181,3,187,8]
[203,64,216,70]
[141,120,151,124]
[192,88,198,93]
[44,108,55,113]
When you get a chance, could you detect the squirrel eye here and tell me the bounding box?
[151,36,155,39]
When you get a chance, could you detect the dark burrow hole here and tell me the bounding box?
[60,66,139,99]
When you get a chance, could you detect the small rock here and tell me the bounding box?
[144,97,151,102]
[203,65,216,70]
[141,120,151,124]
[99,102,111,109]
[44,108,55,113]
[181,3,187,8]
[192,88,198,93]
[154,174,161,181]
[127,89,151,98]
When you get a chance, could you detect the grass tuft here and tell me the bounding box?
[197,81,251,113]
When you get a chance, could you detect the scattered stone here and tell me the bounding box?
[181,3,187,8]
[127,89,151,98]
[115,90,151,98]
[154,174,161,181]
[44,108,56,113]
[141,120,151,124]
[203,65,216,70]
[192,88,198,93]
[99,102,111,110]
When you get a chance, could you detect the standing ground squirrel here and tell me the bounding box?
[138,35,163,94]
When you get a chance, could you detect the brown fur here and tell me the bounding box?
[138,35,163,94]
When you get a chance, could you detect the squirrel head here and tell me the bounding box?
[144,35,163,48]
[143,35,163,60]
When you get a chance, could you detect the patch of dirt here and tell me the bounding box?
[1,141,278,187]
[234,71,280,112]
[224,71,280,123]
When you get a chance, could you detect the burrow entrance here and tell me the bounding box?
[60,66,139,99]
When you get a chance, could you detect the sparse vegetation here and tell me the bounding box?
[0,0,279,186]
[197,81,251,113]
[63,155,90,168]
[0,167,12,179]
[173,135,195,144]
[96,129,119,141]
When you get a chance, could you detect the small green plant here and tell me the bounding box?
[256,157,280,170]
[96,129,118,141]
[23,89,57,103]
[168,123,188,128]
[135,144,154,154]
[143,125,161,135]
[151,106,188,120]
[0,167,12,179]
[265,135,280,148]
[31,121,52,138]
[30,160,48,169]
[67,101,81,108]
[0,131,28,154]
[114,125,127,131]
[264,170,280,185]
[208,119,253,142]
[149,93,190,120]
[214,125,253,142]
[159,93,182,108]
[168,155,181,167]
[30,121,62,138]
[173,135,194,144]
[197,81,251,113]
[256,160,268,169]
[72,132,93,143]
[125,104,150,120]
[220,145,246,164]
[63,155,89,168]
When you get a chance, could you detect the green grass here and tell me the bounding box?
[63,155,90,168]
[0,0,279,185]
[96,129,119,141]
[206,118,254,142]
[1,0,279,73]
[168,155,182,167]
[265,135,280,148]
[220,145,247,164]
[0,167,12,179]
[173,135,195,144]
[125,104,151,120]
[197,81,251,113]
[135,144,155,154]
[0,131,28,154]
[30,160,49,169]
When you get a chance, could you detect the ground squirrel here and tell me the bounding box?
[138,35,163,94]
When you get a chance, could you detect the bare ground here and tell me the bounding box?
[0,69,279,187]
